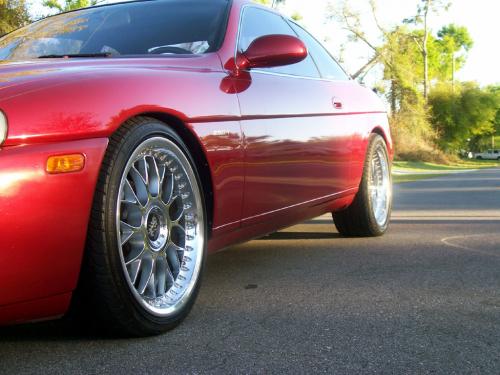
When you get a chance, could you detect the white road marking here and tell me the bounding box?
[441,234,500,258]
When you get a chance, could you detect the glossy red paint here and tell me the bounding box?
[0,0,392,325]
[0,139,108,308]
[236,34,308,70]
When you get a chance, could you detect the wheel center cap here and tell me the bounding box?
[146,206,168,251]
[147,213,161,240]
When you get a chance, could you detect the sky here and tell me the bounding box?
[278,0,499,86]
[29,0,499,86]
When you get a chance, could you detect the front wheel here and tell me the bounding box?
[333,134,392,237]
[78,117,207,336]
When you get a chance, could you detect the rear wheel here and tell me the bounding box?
[78,117,206,336]
[333,134,392,237]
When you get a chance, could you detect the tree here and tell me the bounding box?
[327,0,396,81]
[43,0,102,13]
[253,0,285,8]
[486,85,500,149]
[489,85,500,134]
[430,83,499,151]
[435,24,473,85]
[327,0,475,161]
[0,0,31,36]
[0,10,90,59]
[403,0,451,100]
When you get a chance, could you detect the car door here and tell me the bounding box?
[234,6,355,226]
[287,21,371,189]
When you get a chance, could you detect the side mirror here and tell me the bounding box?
[236,34,308,70]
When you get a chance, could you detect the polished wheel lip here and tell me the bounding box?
[116,136,204,317]
[369,143,391,227]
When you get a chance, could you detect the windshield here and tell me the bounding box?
[0,0,230,60]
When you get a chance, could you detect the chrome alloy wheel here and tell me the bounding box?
[116,137,204,317]
[369,143,391,227]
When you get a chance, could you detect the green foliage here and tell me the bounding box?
[253,0,285,8]
[43,0,100,13]
[330,1,476,161]
[374,20,476,160]
[389,96,448,163]
[291,12,302,22]
[381,24,473,103]
[487,85,500,134]
[383,27,423,107]
[429,83,500,151]
[377,26,445,161]
[0,0,30,36]
[434,24,473,81]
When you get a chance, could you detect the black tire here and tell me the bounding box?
[476,156,483,160]
[333,134,392,237]
[75,117,207,337]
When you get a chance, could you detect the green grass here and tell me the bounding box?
[393,159,499,172]
[393,174,445,183]
[392,159,499,184]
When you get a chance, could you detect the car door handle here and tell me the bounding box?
[332,97,343,110]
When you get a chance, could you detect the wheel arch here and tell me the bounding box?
[370,125,393,160]
[112,112,215,237]
[371,126,389,145]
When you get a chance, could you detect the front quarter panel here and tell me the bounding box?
[0,138,108,314]
[0,58,238,146]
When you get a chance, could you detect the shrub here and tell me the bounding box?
[390,101,450,163]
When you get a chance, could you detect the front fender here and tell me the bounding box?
[0,138,108,320]
[0,64,239,147]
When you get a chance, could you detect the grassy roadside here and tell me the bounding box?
[393,173,446,183]
[392,159,499,183]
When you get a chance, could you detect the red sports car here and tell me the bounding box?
[0,0,393,336]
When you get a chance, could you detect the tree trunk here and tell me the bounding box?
[423,0,430,101]
[390,79,397,114]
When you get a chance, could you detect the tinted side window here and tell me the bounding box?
[238,7,319,78]
[290,22,349,81]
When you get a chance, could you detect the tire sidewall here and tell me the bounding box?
[362,134,392,235]
[103,119,207,332]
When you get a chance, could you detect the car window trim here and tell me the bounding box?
[286,18,352,82]
[234,4,324,80]
[211,0,233,52]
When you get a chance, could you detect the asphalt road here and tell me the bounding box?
[1,168,499,374]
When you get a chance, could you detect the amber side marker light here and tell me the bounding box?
[46,154,85,174]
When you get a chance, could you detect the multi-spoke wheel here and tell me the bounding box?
[368,142,391,228]
[79,117,206,336]
[117,136,203,316]
[333,134,392,237]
